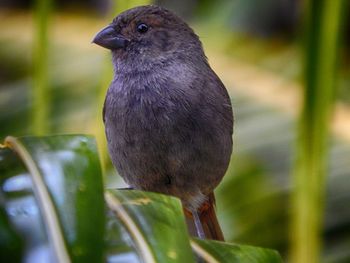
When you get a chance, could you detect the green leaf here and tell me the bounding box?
[1,135,283,262]
[0,147,46,263]
[0,205,24,263]
[191,238,283,263]
[104,206,142,263]
[105,189,195,263]
[0,135,105,263]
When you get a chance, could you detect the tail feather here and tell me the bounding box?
[184,192,224,241]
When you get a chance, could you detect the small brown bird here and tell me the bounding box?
[93,5,233,240]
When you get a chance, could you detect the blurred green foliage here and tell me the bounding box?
[33,0,52,134]
[291,1,348,262]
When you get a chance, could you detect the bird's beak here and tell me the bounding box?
[92,25,129,50]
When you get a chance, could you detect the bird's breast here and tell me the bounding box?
[105,82,180,137]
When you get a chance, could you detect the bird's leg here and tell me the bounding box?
[184,193,224,240]
[191,209,206,239]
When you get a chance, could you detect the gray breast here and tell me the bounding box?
[103,66,233,207]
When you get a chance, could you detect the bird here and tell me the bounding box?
[92,5,233,240]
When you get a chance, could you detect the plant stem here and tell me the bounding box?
[33,0,52,135]
[290,1,347,262]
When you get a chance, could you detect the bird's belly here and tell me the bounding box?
[105,98,232,204]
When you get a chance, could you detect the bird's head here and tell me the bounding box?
[92,5,204,68]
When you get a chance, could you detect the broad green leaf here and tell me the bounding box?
[0,205,24,263]
[0,147,49,262]
[105,189,195,263]
[105,207,142,263]
[1,135,284,262]
[191,238,283,263]
[0,135,105,262]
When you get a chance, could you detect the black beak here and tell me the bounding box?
[92,25,129,50]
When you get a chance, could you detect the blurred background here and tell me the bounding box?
[0,0,349,262]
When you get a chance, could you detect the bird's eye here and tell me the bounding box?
[137,23,149,33]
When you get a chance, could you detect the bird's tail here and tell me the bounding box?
[184,192,224,241]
